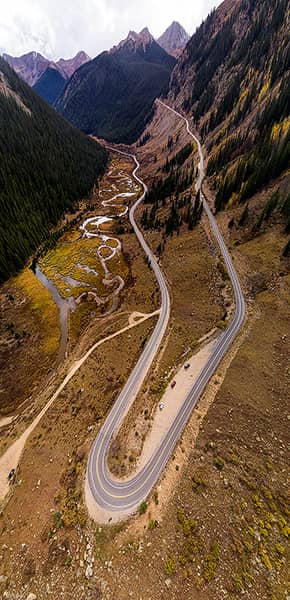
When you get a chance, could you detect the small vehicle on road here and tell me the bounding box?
[159,403,165,410]
[184,363,190,370]
[171,380,176,388]
[8,468,15,483]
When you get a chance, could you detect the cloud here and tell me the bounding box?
[1,0,218,60]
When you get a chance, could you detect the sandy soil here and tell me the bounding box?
[138,338,217,470]
[0,416,15,428]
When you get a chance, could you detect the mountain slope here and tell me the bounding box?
[56,29,176,144]
[0,57,107,282]
[169,0,289,217]
[158,21,190,57]
[33,65,66,105]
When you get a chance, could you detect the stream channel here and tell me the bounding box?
[34,168,137,363]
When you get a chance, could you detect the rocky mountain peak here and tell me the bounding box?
[56,51,90,78]
[127,30,139,41]
[75,50,90,60]
[158,21,190,57]
[114,27,155,54]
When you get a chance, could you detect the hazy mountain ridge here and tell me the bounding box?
[55,28,176,143]
[0,57,107,282]
[169,0,289,222]
[3,50,90,87]
[4,49,91,105]
[3,24,187,109]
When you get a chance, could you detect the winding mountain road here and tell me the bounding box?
[86,102,246,522]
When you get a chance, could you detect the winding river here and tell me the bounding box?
[35,265,73,363]
[35,161,138,362]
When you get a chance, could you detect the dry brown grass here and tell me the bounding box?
[107,221,227,475]
[0,269,59,415]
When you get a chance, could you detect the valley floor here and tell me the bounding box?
[0,103,288,600]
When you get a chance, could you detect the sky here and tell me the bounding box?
[0,0,218,60]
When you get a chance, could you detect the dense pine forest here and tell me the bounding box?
[0,58,107,283]
[170,0,290,217]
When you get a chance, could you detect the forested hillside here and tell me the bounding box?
[0,58,107,283]
[170,0,289,216]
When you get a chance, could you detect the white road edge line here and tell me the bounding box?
[86,102,245,522]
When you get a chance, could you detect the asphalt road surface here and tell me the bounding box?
[86,103,246,520]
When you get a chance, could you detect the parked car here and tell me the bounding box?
[8,468,15,482]
[159,403,165,411]
[171,380,176,388]
[184,363,190,369]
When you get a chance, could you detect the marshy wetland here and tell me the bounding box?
[36,154,141,358]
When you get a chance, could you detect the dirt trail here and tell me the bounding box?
[0,309,159,502]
